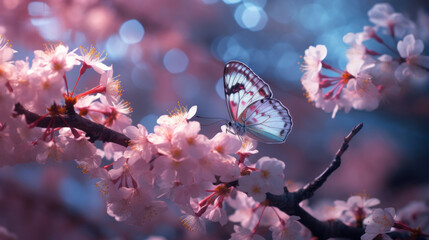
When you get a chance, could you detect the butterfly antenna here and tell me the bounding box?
[194,115,226,120]
[194,115,228,127]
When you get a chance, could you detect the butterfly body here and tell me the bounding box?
[223,61,292,144]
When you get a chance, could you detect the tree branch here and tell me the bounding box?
[14,102,130,147]
[13,107,422,240]
[266,123,426,240]
[296,123,363,201]
[266,123,366,240]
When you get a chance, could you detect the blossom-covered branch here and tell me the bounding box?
[301,3,429,118]
[1,2,429,238]
[265,124,367,239]
[14,102,130,147]
[266,123,427,240]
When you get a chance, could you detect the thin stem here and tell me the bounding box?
[71,63,90,97]
[322,62,344,74]
[74,85,105,99]
[63,74,70,96]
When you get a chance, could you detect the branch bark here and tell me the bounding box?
[296,123,363,201]
[268,124,366,239]
[266,123,426,240]
[14,102,130,147]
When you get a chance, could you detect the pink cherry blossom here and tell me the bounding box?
[203,203,228,226]
[123,124,154,162]
[76,46,110,74]
[269,216,305,240]
[254,157,285,195]
[368,3,415,38]
[227,191,260,229]
[148,105,196,145]
[93,95,132,131]
[343,60,380,112]
[211,132,242,156]
[171,120,210,159]
[334,195,380,225]
[35,141,66,164]
[397,201,429,231]
[361,208,395,240]
[302,45,327,73]
[238,174,266,202]
[33,44,79,79]
[395,34,429,84]
[99,67,122,104]
[0,35,15,63]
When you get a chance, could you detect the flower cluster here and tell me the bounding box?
[0,34,309,239]
[301,3,429,118]
[1,3,429,239]
[305,195,429,240]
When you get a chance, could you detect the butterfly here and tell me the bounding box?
[223,61,292,144]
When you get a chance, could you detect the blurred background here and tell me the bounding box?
[0,0,428,239]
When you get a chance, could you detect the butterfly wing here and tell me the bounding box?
[223,61,272,122]
[240,98,292,143]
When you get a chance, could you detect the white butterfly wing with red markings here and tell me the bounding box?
[223,61,292,143]
[224,61,272,122]
[240,98,292,143]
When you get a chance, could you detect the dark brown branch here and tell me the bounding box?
[296,123,363,201]
[266,123,367,240]
[266,123,426,240]
[14,102,130,147]
[267,189,364,240]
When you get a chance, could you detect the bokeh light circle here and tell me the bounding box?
[163,49,189,74]
[234,3,268,31]
[105,34,129,60]
[119,19,145,44]
[223,0,241,4]
[28,1,52,16]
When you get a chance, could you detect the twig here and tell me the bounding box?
[14,103,130,147]
[296,123,363,201]
[266,123,426,239]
